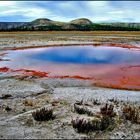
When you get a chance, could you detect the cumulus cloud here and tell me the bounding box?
[0,1,139,22]
[0,1,16,6]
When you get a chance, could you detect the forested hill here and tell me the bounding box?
[0,18,140,31]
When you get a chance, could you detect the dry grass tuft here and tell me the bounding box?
[72,116,116,133]
[72,102,118,133]
[100,103,116,117]
[74,104,94,116]
[32,107,55,121]
[89,98,101,105]
[108,98,120,106]
[122,104,140,124]
[72,118,94,133]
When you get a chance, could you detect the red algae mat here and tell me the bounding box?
[0,44,140,90]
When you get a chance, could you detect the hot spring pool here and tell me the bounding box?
[0,45,140,90]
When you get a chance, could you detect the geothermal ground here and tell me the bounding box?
[0,31,140,139]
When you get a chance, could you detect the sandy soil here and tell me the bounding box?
[0,31,140,139]
[0,31,140,50]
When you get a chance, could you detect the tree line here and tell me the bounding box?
[1,23,140,31]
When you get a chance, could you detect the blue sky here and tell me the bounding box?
[0,1,140,23]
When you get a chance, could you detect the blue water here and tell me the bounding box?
[1,45,140,68]
[28,46,140,65]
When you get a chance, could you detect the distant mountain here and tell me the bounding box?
[70,18,92,25]
[15,18,93,31]
[0,18,140,31]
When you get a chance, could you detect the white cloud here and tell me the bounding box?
[0,1,139,22]
[0,1,16,6]
[108,11,124,14]
[0,8,50,18]
[0,1,54,20]
[83,1,140,22]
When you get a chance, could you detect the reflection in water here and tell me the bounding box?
[0,45,140,90]
[28,46,140,64]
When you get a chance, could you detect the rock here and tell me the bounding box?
[0,94,12,99]
[51,100,59,106]
[23,99,33,106]
[5,106,12,112]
